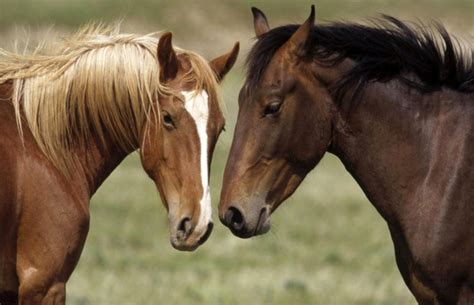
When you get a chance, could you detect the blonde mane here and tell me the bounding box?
[0,25,221,174]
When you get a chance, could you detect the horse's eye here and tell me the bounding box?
[163,113,174,128]
[264,102,282,116]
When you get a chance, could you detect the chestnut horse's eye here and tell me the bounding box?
[163,113,175,128]
[264,102,282,116]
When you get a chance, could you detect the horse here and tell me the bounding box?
[219,6,473,305]
[0,25,239,304]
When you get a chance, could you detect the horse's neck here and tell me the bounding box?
[72,135,130,197]
[330,78,472,221]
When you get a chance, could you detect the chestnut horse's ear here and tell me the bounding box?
[252,7,270,38]
[157,32,179,82]
[209,42,240,82]
[286,5,315,58]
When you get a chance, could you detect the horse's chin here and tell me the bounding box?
[170,240,200,252]
[170,236,202,251]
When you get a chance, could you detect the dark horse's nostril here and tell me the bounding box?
[225,206,245,231]
[177,217,192,240]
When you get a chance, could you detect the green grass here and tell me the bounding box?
[0,1,472,304]
[1,0,473,27]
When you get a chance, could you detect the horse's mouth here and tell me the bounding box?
[254,206,271,236]
[171,222,213,251]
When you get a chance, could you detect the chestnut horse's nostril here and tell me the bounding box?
[225,206,245,231]
[197,222,213,245]
[176,217,193,240]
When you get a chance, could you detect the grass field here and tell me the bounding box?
[1,1,473,304]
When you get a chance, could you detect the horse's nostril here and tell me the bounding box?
[197,222,213,245]
[177,217,192,240]
[226,206,245,231]
[224,208,234,225]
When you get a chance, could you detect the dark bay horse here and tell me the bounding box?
[0,26,239,304]
[219,6,473,305]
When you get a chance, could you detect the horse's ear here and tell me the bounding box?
[252,7,270,38]
[209,42,240,82]
[286,5,315,58]
[157,32,179,82]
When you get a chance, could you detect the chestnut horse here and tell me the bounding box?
[0,26,239,304]
[219,6,473,305]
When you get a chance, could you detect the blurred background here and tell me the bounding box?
[1,0,472,304]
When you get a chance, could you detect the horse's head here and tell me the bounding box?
[141,33,239,250]
[219,6,334,238]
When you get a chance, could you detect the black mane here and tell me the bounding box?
[246,16,474,102]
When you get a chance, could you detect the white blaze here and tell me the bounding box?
[181,90,212,230]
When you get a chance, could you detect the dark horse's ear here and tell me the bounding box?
[286,5,315,58]
[209,42,240,82]
[157,32,179,82]
[252,7,270,38]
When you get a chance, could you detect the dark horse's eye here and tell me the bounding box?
[163,113,174,128]
[264,102,282,116]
